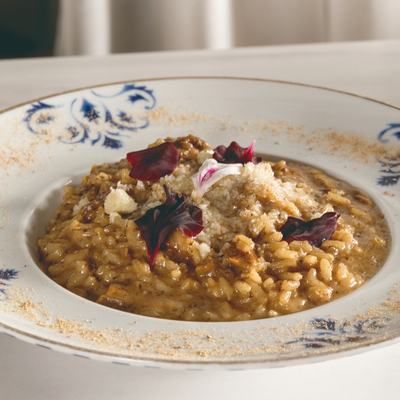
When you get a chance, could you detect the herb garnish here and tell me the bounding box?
[127,142,180,181]
[135,185,203,266]
[279,212,340,247]
[213,140,261,164]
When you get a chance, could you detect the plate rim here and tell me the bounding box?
[1,76,400,116]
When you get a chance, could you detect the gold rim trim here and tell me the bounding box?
[1,76,400,115]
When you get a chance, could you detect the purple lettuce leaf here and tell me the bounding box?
[127,141,180,181]
[213,140,261,164]
[135,185,203,266]
[279,212,340,247]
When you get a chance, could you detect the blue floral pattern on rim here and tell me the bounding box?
[377,122,400,186]
[0,269,19,297]
[24,83,156,149]
[285,316,388,349]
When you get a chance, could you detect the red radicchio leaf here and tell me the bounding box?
[279,212,340,247]
[213,140,262,164]
[126,142,180,181]
[135,185,203,266]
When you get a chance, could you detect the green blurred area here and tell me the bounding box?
[0,0,59,59]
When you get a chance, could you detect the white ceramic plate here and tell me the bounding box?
[1,77,400,370]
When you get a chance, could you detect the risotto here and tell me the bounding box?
[38,135,390,322]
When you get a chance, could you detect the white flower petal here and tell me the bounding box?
[191,158,242,200]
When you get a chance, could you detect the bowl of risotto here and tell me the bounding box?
[1,77,400,369]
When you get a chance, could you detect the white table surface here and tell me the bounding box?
[1,39,400,399]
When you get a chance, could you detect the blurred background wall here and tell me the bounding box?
[0,0,58,58]
[1,0,400,59]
